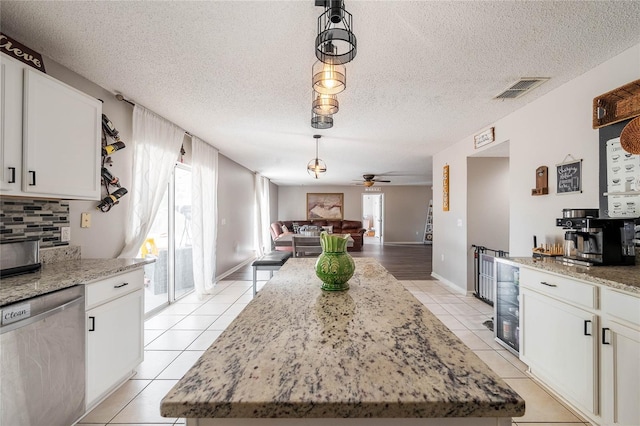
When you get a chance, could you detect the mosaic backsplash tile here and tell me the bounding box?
[0,199,70,248]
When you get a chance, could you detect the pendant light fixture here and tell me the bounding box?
[307,134,327,178]
[312,91,339,115]
[311,112,333,129]
[312,42,346,95]
[315,0,357,65]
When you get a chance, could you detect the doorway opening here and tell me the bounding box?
[362,193,384,245]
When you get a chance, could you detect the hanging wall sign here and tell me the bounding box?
[443,165,450,211]
[474,127,495,149]
[0,33,46,73]
[556,156,582,195]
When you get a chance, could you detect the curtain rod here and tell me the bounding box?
[115,93,193,137]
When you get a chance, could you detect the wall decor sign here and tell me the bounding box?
[556,155,582,195]
[442,165,450,211]
[307,193,344,220]
[0,33,46,73]
[474,127,495,149]
[532,166,549,196]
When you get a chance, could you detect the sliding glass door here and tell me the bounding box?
[141,163,194,315]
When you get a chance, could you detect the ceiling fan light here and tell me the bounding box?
[363,180,374,187]
[312,92,339,115]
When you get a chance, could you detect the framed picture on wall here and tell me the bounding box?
[443,165,450,211]
[307,193,344,220]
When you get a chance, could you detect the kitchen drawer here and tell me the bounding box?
[602,288,640,327]
[520,267,597,309]
[85,269,144,309]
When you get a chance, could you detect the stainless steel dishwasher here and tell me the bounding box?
[1,285,86,426]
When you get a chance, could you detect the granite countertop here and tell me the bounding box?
[0,258,153,307]
[509,257,640,295]
[161,257,525,419]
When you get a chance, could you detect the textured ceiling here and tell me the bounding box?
[2,1,639,186]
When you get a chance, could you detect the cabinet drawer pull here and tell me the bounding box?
[583,320,592,336]
[114,282,129,289]
[8,167,15,183]
[28,170,36,186]
[89,316,95,331]
[540,281,557,287]
[602,327,611,345]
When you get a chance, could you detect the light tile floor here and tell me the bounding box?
[77,276,591,426]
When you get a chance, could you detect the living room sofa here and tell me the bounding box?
[270,220,366,252]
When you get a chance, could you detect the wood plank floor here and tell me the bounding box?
[224,243,433,281]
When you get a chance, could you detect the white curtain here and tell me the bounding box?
[191,137,218,295]
[119,105,185,258]
[254,173,271,256]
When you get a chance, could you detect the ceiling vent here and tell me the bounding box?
[494,77,550,100]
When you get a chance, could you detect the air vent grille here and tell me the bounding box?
[494,77,550,100]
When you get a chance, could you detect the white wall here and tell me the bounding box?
[38,55,261,279]
[466,157,510,288]
[432,43,640,292]
[42,56,133,259]
[215,156,257,276]
[278,185,432,243]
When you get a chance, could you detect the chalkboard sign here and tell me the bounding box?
[556,159,582,194]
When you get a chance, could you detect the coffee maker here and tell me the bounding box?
[556,215,636,266]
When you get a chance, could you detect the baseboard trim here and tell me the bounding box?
[430,272,467,295]
[216,256,256,282]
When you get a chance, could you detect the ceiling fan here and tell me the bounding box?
[356,174,391,187]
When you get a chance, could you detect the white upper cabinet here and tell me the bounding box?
[0,55,24,192]
[1,53,101,200]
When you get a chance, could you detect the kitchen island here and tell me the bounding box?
[161,258,525,426]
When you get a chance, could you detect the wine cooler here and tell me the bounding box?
[494,258,520,355]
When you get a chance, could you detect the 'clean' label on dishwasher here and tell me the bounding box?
[1,303,31,325]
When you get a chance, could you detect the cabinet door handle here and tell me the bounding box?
[89,316,95,332]
[583,320,592,336]
[540,281,557,287]
[28,170,36,186]
[602,327,611,345]
[114,282,129,289]
[7,167,15,183]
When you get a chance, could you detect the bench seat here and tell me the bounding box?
[251,251,292,295]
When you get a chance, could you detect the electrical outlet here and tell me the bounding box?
[81,212,91,228]
[61,227,71,242]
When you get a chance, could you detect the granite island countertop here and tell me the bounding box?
[161,257,525,421]
[0,258,153,307]
[508,257,640,295]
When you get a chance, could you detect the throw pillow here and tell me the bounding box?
[281,224,289,233]
[321,225,333,234]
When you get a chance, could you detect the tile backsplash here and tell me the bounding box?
[0,199,70,248]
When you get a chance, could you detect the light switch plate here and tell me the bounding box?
[61,227,71,242]
[81,212,91,228]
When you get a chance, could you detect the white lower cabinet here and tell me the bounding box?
[520,288,598,416]
[600,288,640,426]
[520,266,640,426]
[85,269,144,408]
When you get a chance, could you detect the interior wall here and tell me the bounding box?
[432,43,640,292]
[215,157,256,277]
[277,185,432,243]
[26,55,259,279]
[41,55,133,259]
[466,157,510,289]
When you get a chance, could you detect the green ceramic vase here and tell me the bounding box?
[315,232,355,291]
